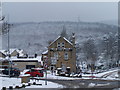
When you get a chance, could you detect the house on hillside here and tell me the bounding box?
[45,33,76,73]
[0,51,6,58]
[0,49,26,58]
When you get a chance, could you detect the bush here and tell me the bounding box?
[15,86,19,89]
[27,83,31,86]
[22,84,26,88]
[33,82,36,85]
[9,86,13,89]
[2,87,6,90]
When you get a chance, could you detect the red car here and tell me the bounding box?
[25,68,44,77]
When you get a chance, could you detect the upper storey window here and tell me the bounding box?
[57,42,61,48]
[57,42,65,48]
[62,42,65,47]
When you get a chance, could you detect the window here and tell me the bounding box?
[51,57,57,65]
[57,42,65,48]
[62,42,65,47]
[64,52,68,60]
[26,65,35,69]
[54,52,58,60]
[57,43,60,47]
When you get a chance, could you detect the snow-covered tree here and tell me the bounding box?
[82,36,98,72]
[102,32,118,69]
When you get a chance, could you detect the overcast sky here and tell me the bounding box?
[2,2,118,23]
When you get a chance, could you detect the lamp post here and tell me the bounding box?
[44,56,48,85]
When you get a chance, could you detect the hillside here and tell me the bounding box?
[1,21,118,55]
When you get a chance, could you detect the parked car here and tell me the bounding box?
[2,67,20,77]
[25,68,44,77]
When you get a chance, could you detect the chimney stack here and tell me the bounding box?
[72,33,75,46]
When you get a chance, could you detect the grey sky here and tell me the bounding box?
[3,2,118,23]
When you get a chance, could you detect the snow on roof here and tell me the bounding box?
[63,37,73,45]
[0,50,6,54]
[0,48,25,56]
[0,58,6,61]
[49,36,61,46]
[57,68,62,70]
[11,57,39,61]
[5,48,18,54]
[42,50,48,54]
[36,56,43,66]
[49,36,73,46]
[36,56,42,62]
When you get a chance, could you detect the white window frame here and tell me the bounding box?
[54,52,58,60]
[62,42,65,47]
[64,52,68,60]
[57,42,61,48]
[57,42,65,48]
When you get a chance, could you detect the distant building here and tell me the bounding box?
[0,51,6,58]
[0,48,26,58]
[0,49,43,70]
[46,33,76,73]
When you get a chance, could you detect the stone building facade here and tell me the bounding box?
[47,33,76,73]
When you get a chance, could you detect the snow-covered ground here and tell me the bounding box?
[0,77,21,89]
[0,76,63,89]
[26,79,63,88]
[20,68,119,81]
[39,69,119,80]
[0,68,119,89]
[88,82,110,88]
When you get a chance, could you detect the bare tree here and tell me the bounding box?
[102,33,118,69]
[83,37,98,74]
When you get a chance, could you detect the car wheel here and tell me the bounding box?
[36,75,39,77]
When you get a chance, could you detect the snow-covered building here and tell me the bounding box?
[10,56,43,71]
[0,48,26,58]
[0,51,6,58]
[46,33,76,73]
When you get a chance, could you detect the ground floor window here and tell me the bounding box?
[26,65,35,69]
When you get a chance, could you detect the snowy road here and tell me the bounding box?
[45,78,119,88]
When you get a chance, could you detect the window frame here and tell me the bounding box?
[64,52,68,60]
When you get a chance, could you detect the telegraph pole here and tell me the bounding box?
[7,15,11,78]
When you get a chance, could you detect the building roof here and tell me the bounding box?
[11,57,38,61]
[42,50,48,55]
[10,56,43,65]
[0,48,25,56]
[63,37,73,45]
[49,36,73,47]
